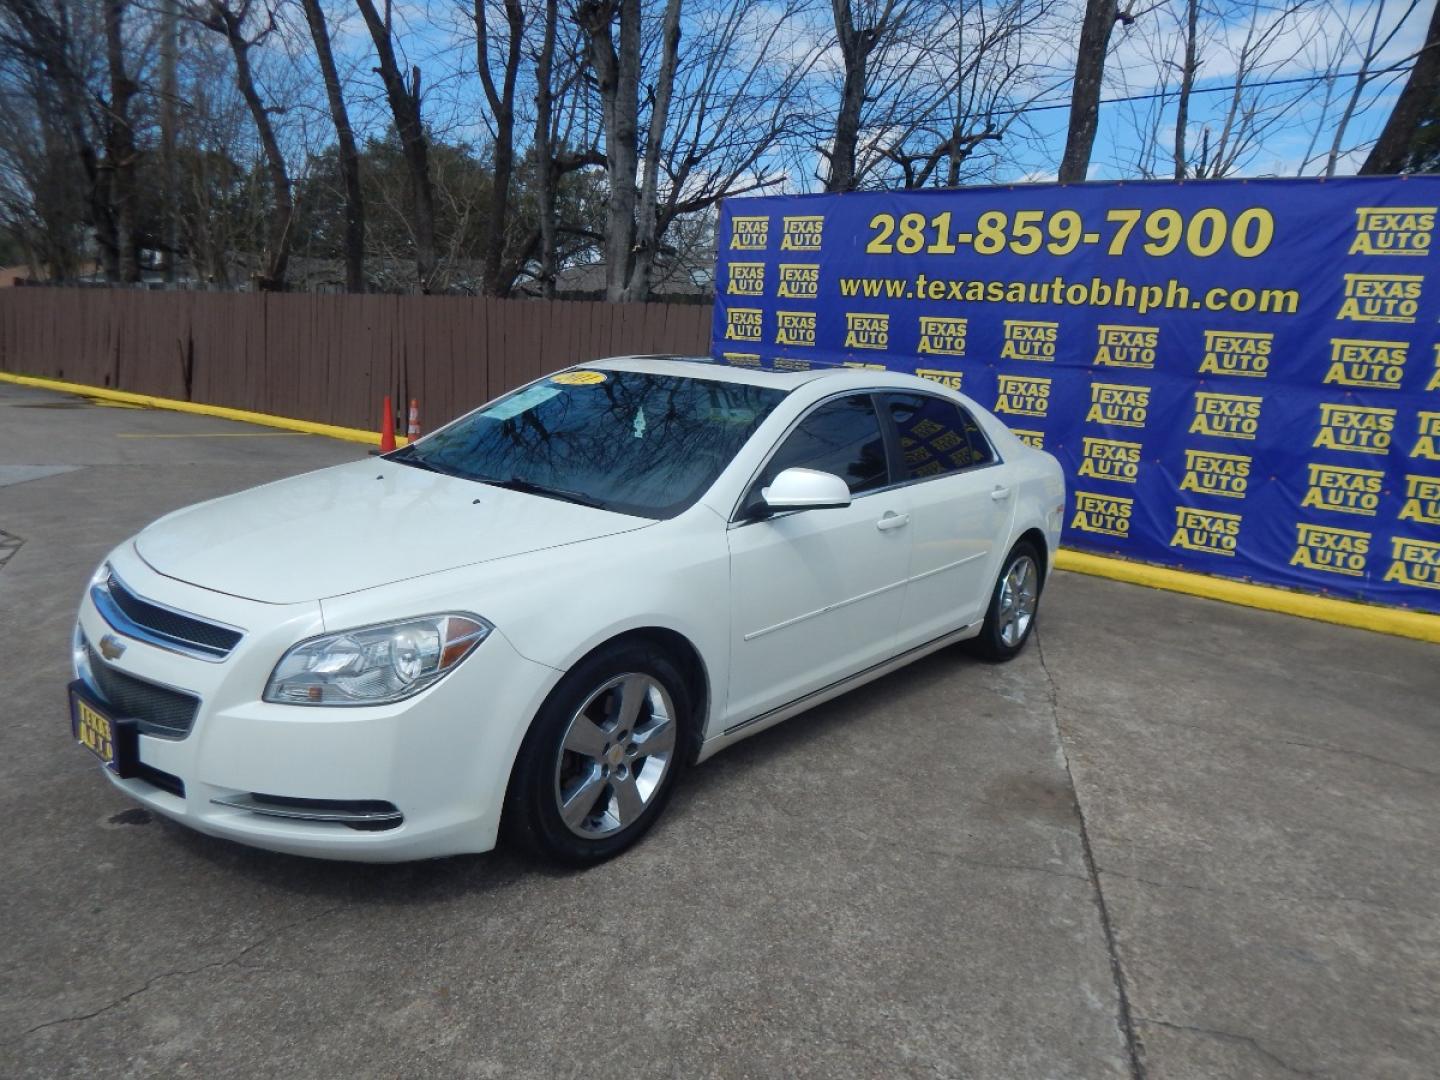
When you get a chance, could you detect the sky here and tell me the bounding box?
[255,0,1434,190]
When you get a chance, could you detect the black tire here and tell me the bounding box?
[503,641,692,867]
[968,540,1044,662]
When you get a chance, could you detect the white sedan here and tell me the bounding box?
[70,357,1066,864]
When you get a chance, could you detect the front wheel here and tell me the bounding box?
[504,642,690,866]
[969,541,1043,662]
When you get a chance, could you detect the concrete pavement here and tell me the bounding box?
[1,379,1436,1079]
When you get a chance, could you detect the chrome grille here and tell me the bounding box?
[86,642,200,739]
[93,570,243,661]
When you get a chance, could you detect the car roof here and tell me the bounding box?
[585,354,942,394]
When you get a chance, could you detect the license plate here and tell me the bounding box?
[72,691,116,767]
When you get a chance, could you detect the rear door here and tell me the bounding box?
[879,392,1014,650]
[725,393,913,725]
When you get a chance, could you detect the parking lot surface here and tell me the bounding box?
[2,380,1437,1079]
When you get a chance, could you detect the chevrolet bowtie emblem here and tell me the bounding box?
[98,634,126,661]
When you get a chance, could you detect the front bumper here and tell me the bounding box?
[74,546,561,862]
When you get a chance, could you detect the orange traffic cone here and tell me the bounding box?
[407,399,421,441]
[379,395,396,453]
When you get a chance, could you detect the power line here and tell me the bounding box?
[996,63,1415,119]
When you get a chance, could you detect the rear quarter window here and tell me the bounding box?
[883,393,996,480]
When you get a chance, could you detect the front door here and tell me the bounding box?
[725,394,912,725]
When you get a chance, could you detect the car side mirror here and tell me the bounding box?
[761,468,852,513]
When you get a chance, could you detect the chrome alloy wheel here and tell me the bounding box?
[554,673,677,839]
[998,554,1039,648]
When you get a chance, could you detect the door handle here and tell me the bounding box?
[876,512,910,532]
[990,485,1013,502]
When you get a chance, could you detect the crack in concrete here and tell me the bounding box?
[1277,739,1439,781]
[1035,627,1145,1080]
[7,904,342,1043]
[815,821,1092,884]
[707,788,1092,885]
[1135,1016,1318,1077]
[0,530,23,572]
[1082,706,1440,782]
[1097,865,1431,918]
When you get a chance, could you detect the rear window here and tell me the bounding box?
[390,369,786,519]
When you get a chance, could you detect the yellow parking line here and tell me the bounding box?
[117,432,313,438]
[1055,550,1440,645]
[0,371,405,447]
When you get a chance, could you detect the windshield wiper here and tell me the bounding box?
[483,475,607,509]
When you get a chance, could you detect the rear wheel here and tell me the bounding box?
[504,642,690,866]
[969,541,1043,662]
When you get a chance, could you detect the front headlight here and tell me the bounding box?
[263,613,491,706]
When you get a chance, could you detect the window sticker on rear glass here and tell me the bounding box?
[482,384,562,421]
[550,370,608,386]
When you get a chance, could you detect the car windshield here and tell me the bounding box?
[390,368,787,519]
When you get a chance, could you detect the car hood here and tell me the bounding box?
[134,458,652,604]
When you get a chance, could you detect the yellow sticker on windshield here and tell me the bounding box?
[550,370,607,386]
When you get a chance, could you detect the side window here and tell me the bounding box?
[884,393,996,481]
[761,394,890,495]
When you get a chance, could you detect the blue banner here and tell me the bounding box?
[711,177,1440,613]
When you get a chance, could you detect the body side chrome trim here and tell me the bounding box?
[210,794,404,825]
[721,624,973,738]
[738,553,986,642]
[908,551,987,584]
[741,577,909,642]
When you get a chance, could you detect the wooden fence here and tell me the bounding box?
[0,289,715,431]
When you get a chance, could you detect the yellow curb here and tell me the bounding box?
[0,371,407,447]
[5,369,1437,643]
[1055,549,1440,644]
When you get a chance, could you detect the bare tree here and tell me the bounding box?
[299,0,363,291]
[1113,0,1328,180]
[0,46,89,278]
[159,0,179,279]
[354,0,438,290]
[1195,0,1317,177]
[1325,1,1417,175]
[573,0,816,297]
[531,0,559,296]
[877,0,1062,188]
[526,0,605,295]
[1171,0,1198,178]
[187,0,294,289]
[813,0,1041,192]
[576,0,644,300]
[474,0,524,294]
[1,0,124,277]
[103,0,139,280]
[630,0,680,300]
[1363,0,1440,172]
[826,0,902,192]
[574,0,691,300]
[1059,0,1122,182]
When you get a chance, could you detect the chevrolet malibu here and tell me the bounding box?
[70,356,1065,864]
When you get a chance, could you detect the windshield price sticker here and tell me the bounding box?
[551,370,608,386]
[482,384,563,421]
